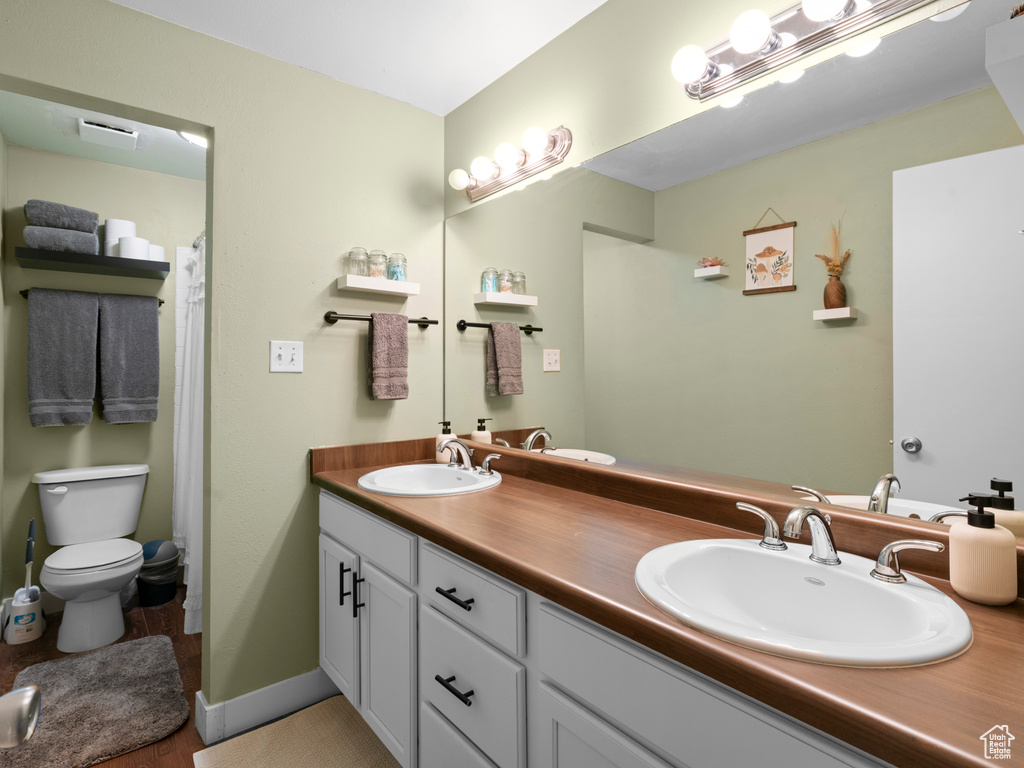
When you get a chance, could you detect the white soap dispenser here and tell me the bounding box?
[435,421,454,464]
[948,493,1017,606]
[989,478,1024,537]
[471,418,493,444]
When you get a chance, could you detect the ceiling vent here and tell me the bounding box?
[77,118,139,150]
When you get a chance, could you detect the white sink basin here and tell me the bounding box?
[532,448,616,465]
[635,539,972,667]
[805,494,963,520]
[357,464,501,497]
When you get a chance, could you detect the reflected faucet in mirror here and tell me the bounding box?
[868,474,901,515]
[521,429,552,452]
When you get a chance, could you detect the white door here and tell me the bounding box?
[892,144,1024,507]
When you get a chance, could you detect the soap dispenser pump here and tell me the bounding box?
[471,418,493,444]
[436,421,454,464]
[989,478,1024,537]
[948,493,1017,605]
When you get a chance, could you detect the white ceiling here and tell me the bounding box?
[108,0,609,116]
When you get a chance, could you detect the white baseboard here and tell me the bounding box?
[195,667,340,745]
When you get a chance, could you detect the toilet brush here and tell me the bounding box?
[24,519,35,599]
[4,520,44,644]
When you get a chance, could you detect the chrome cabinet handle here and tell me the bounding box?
[870,539,944,583]
[435,674,474,706]
[435,587,474,611]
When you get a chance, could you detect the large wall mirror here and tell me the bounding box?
[443,0,1024,536]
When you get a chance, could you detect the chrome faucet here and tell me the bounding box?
[437,438,474,470]
[867,473,901,514]
[791,485,832,505]
[0,686,41,747]
[783,506,841,566]
[870,539,944,583]
[736,502,787,551]
[521,429,552,451]
[929,510,969,524]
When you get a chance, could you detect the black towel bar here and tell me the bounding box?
[457,319,541,335]
[20,288,164,306]
[324,312,437,329]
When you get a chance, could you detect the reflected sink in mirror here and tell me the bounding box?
[635,539,972,667]
[531,448,616,466]
[802,494,963,521]
[358,464,501,497]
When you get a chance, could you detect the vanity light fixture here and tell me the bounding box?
[672,0,938,101]
[178,131,208,148]
[448,126,573,202]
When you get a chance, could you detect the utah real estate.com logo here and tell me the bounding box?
[980,725,1014,760]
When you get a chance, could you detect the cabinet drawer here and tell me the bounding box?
[421,543,525,657]
[319,490,416,585]
[420,606,525,768]
[537,603,885,768]
[420,702,499,768]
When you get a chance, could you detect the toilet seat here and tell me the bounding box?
[44,539,143,572]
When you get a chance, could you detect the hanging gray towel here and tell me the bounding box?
[24,199,99,233]
[27,288,99,426]
[24,225,100,254]
[98,293,160,423]
[486,322,523,396]
[368,313,409,400]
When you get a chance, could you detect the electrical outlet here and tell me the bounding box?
[543,348,561,372]
[270,341,303,373]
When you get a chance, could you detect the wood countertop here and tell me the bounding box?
[310,439,1024,768]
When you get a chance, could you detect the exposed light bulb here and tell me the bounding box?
[178,131,208,148]
[721,95,744,108]
[522,127,551,156]
[470,156,498,181]
[929,3,969,22]
[778,68,804,83]
[494,142,525,169]
[801,0,854,22]
[448,168,470,191]
[671,45,712,84]
[730,10,774,54]
[845,37,880,57]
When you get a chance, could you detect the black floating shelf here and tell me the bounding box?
[15,246,170,280]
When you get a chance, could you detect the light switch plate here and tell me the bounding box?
[270,341,303,372]
[543,348,561,372]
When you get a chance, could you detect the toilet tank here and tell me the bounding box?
[32,464,149,546]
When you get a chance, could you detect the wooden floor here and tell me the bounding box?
[1,586,205,767]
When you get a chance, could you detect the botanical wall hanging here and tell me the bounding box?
[743,209,796,296]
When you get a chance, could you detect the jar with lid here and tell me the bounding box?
[345,247,368,276]
[481,267,498,293]
[387,253,407,281]
[511,271,527,295]
[368,249,388,279]
[497,269,514,293]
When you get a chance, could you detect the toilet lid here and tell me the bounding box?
[45,539,143,571]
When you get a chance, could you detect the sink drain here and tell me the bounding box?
[804,576,826,587]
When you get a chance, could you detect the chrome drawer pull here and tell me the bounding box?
[435,674,474,707]
[435,586,475,611]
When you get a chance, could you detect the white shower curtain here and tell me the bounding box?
[173,235,205,634]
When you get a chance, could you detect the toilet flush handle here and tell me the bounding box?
[45,486,68,496]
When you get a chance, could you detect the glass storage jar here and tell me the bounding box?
[345,247,368,276]
[497,269,514,293]
[387,253,407,281]
[481,267,498,293]
[368,249,388,279]
[512,271,527,295]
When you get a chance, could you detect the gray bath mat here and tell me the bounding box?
[1,635,189,768]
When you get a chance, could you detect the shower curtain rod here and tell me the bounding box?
[20,289,164,306]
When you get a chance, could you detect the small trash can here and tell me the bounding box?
[137,540,179,607]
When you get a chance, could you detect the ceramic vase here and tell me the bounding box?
[823,275,846,309]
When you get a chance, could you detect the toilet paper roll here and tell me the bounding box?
[118,236,150,261]
[104,219,136,256]
[148,244,165,263]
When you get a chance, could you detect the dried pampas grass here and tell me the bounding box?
[1013,3,1024,19]
[815,221,852,276]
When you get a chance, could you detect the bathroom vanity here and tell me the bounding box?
[310,435,1024,768]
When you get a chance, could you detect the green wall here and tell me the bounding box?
[2,146,205,592]
[0,127,6,580]
[0,0,444,704]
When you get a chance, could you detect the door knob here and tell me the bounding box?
[900,437,922,453]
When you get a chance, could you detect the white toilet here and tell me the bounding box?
[33,464,149,653]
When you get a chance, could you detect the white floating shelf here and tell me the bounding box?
[473,292,538,306]
[337,274,420,296]
[813,307,858,321]
[694,265,729,279]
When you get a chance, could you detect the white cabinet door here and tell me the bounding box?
[893,145,1024,505]
[359,560,418,768]
[319,534,359,704]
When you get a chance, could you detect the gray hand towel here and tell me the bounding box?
[27,288,99,426]
[98,293,160,423]
[368,313,409,400]
[24,199,99,233]
[24,225,100,255]
[486,322,523,396]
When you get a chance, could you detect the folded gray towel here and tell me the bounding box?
[98,293,160,423]
[486,322,523,396]
[368,313,409,400]
[24,225,100,255]
[24,199,99,233]
[27,288,99,426]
